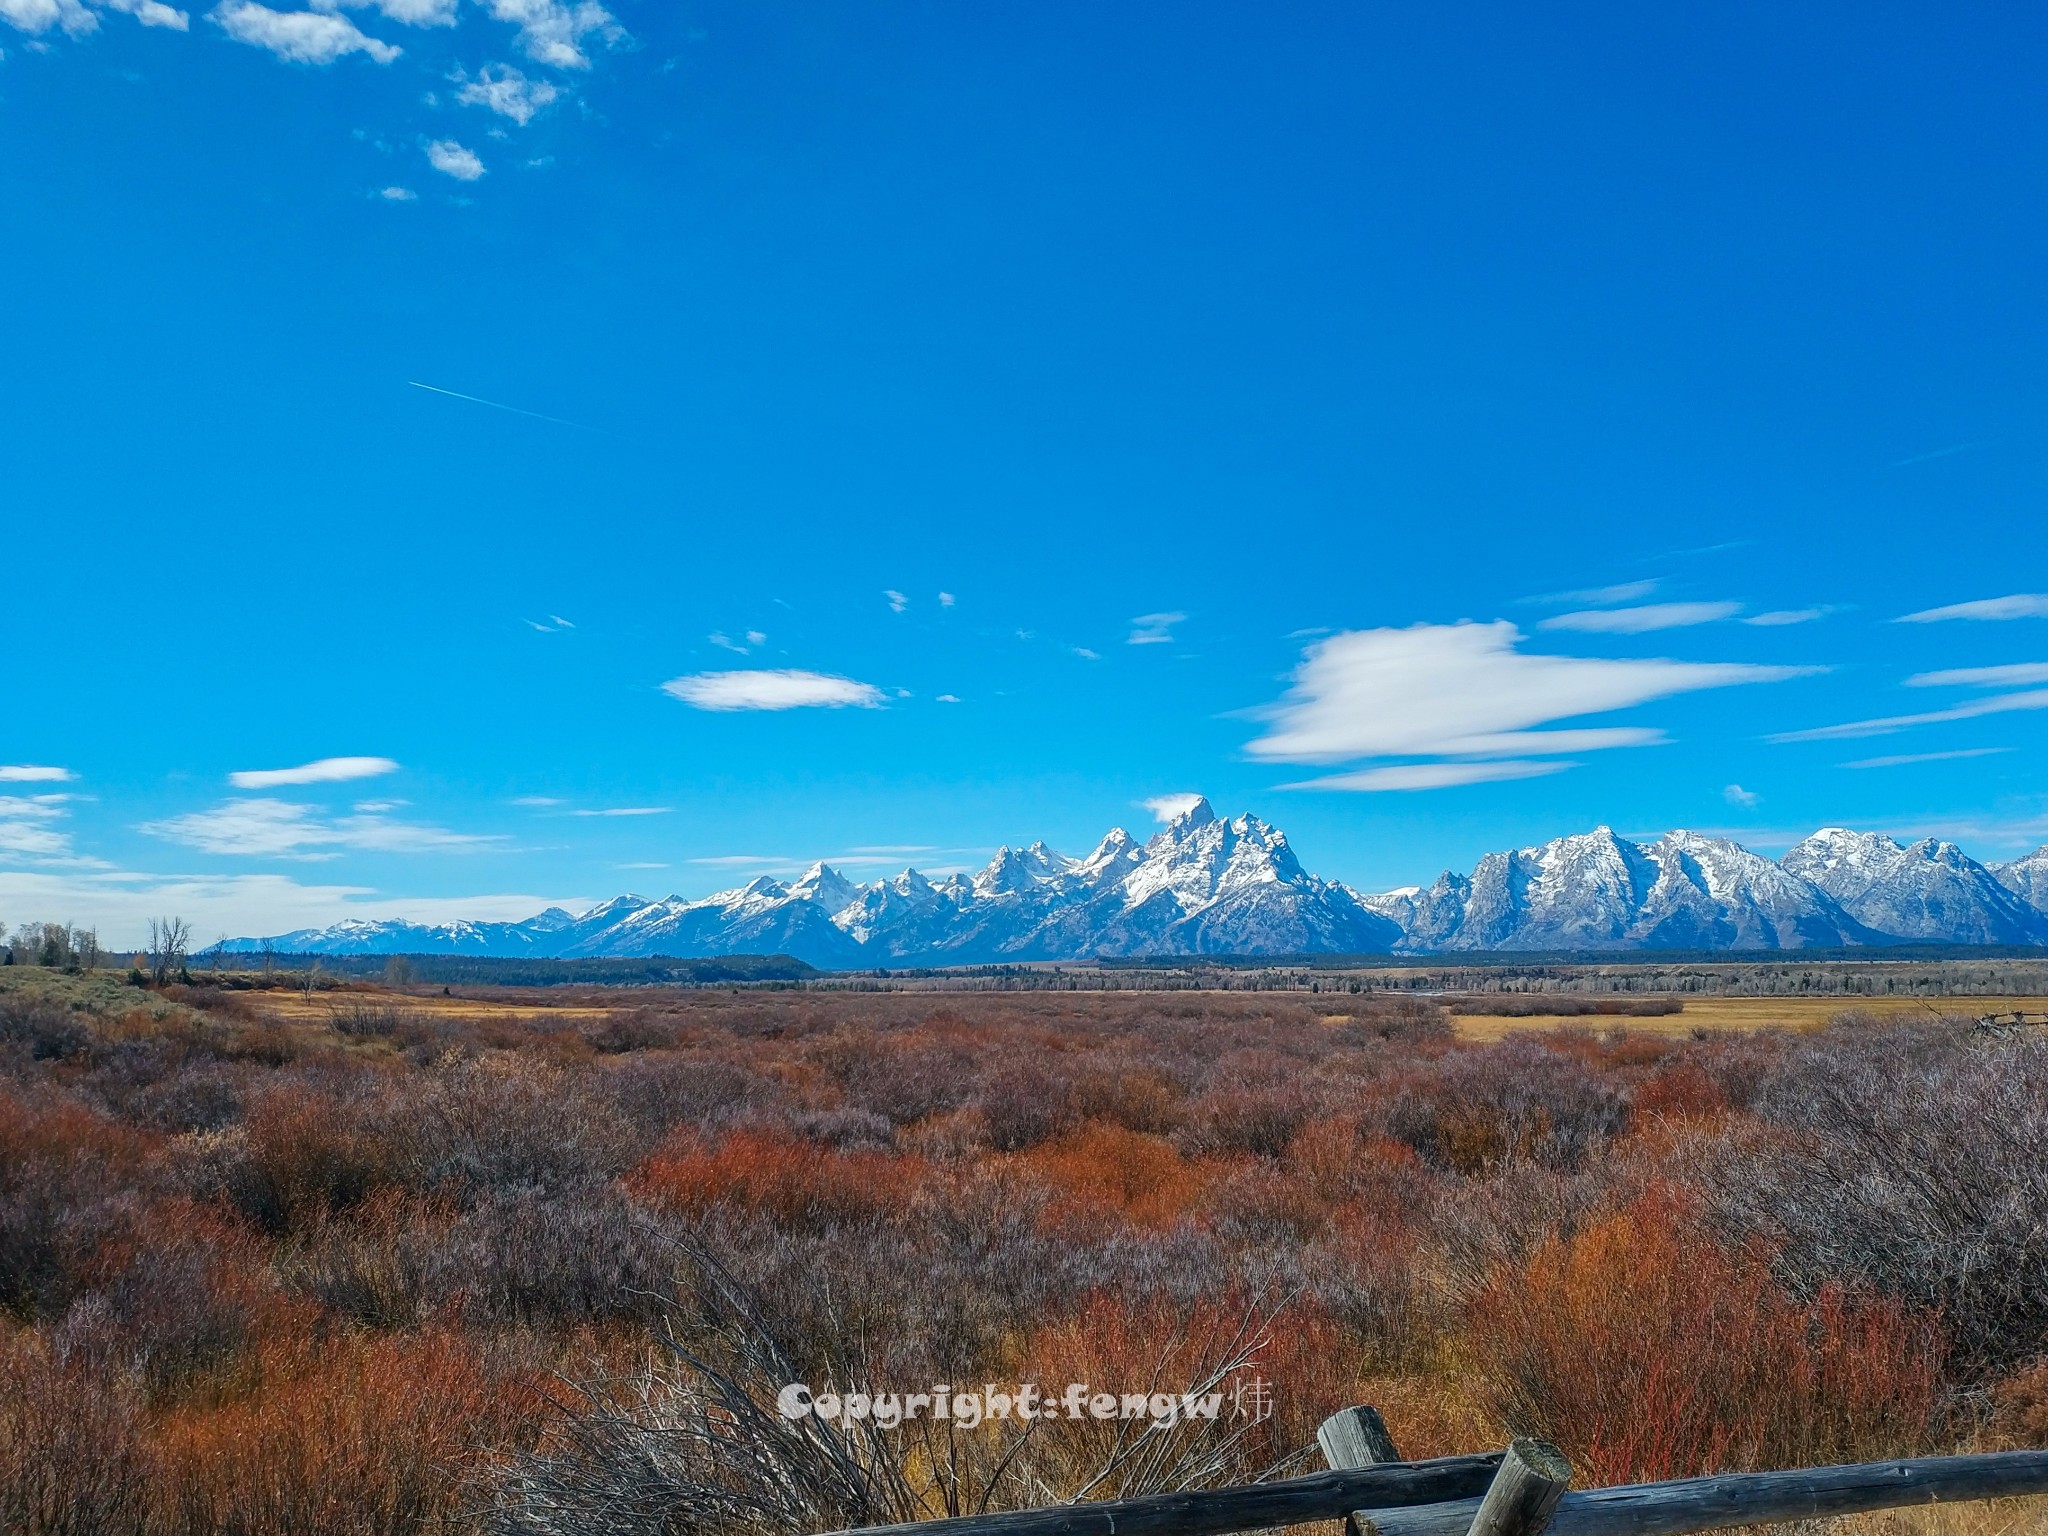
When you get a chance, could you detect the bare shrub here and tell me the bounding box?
[1383,1036,1628,1173]
[0,994,91,1061]
[0,1326,154,1535]
[482,1234,1278,1536]
[1707,1023,2048,1376]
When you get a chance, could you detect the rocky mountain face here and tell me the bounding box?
[233,804,2048,965]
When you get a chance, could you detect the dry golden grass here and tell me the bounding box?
[247,989,612,1023]
[1448,994,2048,1041]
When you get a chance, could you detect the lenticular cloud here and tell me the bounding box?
[662,670,886,712]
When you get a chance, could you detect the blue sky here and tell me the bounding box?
[5,0,2048,943]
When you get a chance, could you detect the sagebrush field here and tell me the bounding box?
[3,968,2047,1536]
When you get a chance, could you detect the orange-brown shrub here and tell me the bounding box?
[152,1326,542,1536]
[1468,1184,1944,1483]
[1014,1122,1211,1230]
[629,1128,929,1229]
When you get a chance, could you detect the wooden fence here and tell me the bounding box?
[815,1404,2048,1536]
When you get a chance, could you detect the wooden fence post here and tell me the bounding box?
[1464,1441,1572,1536]
[1320,1407,1403,1471]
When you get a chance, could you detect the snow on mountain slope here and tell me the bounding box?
[1782,828,2046,945]
[231,808,2048,963]
[1993,846,2048,916]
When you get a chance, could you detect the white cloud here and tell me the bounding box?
[662,669,886,712]
[1072,647,1100,661]
[0,765,74,782]
[884,589,908,614]
[510,795,560,806]
[142,798,497,857]
[312,0,451,24]
[0,868,587,949]
[745,630,766,646]
[453,60,558,123]
[569,806,670,817]
[938,592,955,608]
[1723,783,1761,808]
[1898,594,2048,623]
[1248,622,1808,765]
[1842,748,2014,769]
[0,0,98,35]
[480,0,620,69]
[1282,761,1570,793]
[1141,792,1209,821]
[104,0,188,26]
[426,138,484,179]
[935,693,961,703]
[709,631,750,654]
[1770,688,2048,743]
[1907,662,2048,689]
[379,185,418,201]
[1539,601,1742,634]
[230,755,397,789]
[1744,608,1830,627]
[214,2,400,63]
[1128,611,1186,645]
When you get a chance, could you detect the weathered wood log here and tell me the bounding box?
[1351,1452,2048,1536]
[1320,1406,1403,1470]
[1462,1441,1571,1536]
[810,1454,1505,1536]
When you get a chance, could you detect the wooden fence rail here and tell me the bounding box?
[811,1405,2048,1536]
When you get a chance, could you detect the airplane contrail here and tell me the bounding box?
[407,380,602,433]
[1894,439,1996,467]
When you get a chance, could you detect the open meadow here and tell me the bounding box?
[3,965,2047,1536]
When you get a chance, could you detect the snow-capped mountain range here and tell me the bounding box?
[229,799,2048,965]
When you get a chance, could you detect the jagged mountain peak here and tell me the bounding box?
[231,811,2048,966]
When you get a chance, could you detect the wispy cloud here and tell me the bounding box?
[0,765,75,783]
[1842,748,2014,769]
[1907,662,2048,688]
[510,795,561,807]
[453,61,557,123]
[229,756,397,790]
[1539,601,1741,634]
[1128,611,1186,646]
[214,2,399,63]
[479,0,621,69]
[1282,761,1571,793]
[884,590,908,614]
[1534,579,1660,607]
[1248,621,1809,768]
[569,806,671,817]
[524,614,574,632]
[0,795,78,860]
[1744,608,1832,627]
[0,868,588,948]
[1141,792,1208,822]
[379,185,418,201]
[1771,688,2048,742]
[938,592,955,608]
[1723,783,1761,808]
[142,798,497,857]
[662,669,886,712]
[1897,594,2048,623]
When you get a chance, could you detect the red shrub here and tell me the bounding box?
[629,1128,927,1228]
[1467,1184,1944,1483]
